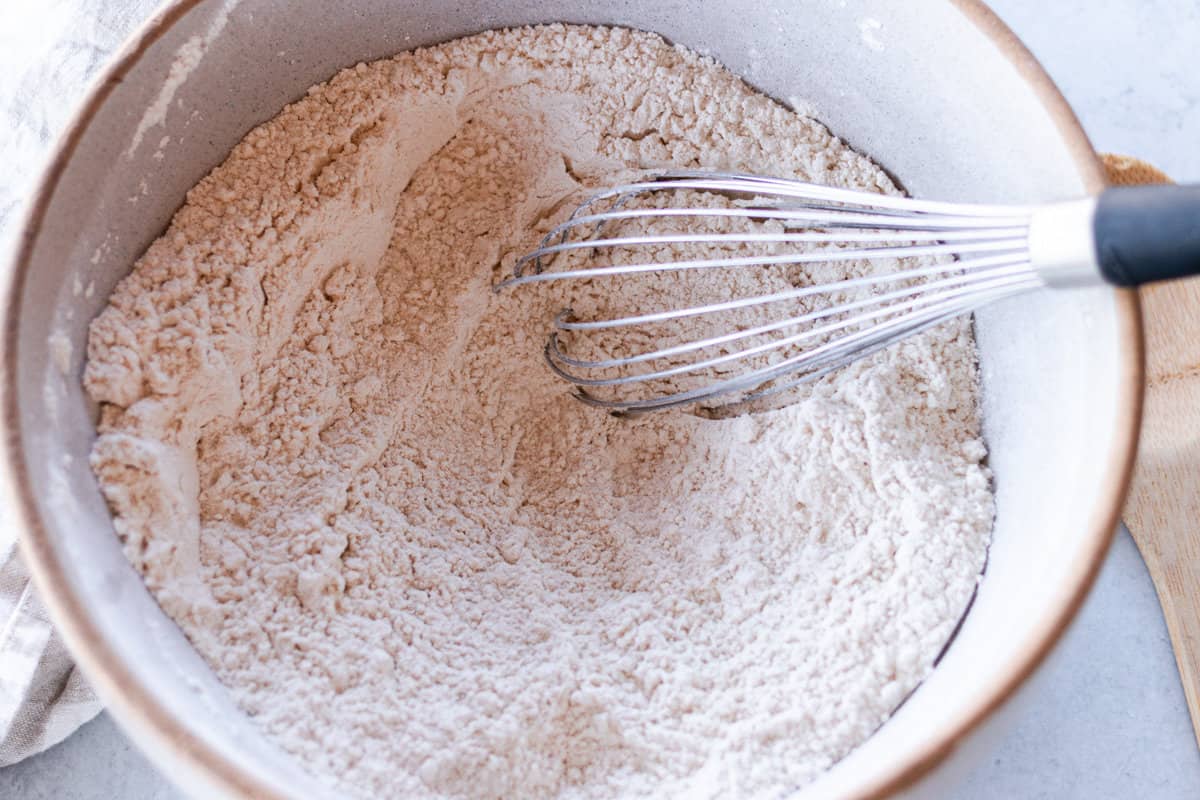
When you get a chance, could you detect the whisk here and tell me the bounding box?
[495,170,1200,414]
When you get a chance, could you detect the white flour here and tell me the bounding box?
[85,25,992,799]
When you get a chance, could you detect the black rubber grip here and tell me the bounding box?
[1094,184,1200,287]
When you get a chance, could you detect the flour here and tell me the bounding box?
[85,25,992,799]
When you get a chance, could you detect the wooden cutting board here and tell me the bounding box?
[1107,153,1200,748]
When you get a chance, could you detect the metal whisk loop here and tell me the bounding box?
[561,273,1037,413]
[497,171,1041,413]
[547,258,1036,377]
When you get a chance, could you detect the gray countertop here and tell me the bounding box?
[2,1,1199,797]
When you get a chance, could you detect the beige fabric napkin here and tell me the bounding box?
[0,531,98,765]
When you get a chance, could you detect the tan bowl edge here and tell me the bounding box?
[0,1,1144,798]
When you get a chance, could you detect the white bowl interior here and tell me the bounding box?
[11,1,1128,797]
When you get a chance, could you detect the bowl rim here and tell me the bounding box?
[0,1,1144,798]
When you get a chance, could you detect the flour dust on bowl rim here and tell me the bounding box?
[0,1,1141,799]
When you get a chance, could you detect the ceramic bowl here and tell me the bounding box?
[0,1,1140,797]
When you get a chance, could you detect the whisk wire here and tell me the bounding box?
[498,171,1042,413]
[571,171,1035,217]
[547,268,1038,390]
[547,258,1037,376]
[555,252,1030,332]
[564,275,1037,412]
[502,234,1026,287]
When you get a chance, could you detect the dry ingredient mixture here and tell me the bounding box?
[85,25,993,799]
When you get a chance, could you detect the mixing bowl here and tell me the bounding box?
[0,1,1141,797]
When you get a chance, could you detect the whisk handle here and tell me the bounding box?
[1094,184,1200,287]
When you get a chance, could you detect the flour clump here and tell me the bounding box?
[85,25,993,799]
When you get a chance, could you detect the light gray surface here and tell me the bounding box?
[0,0,1198,798]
